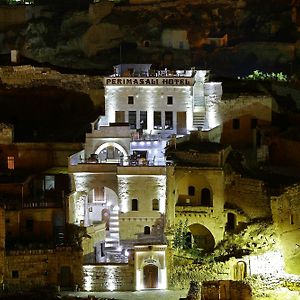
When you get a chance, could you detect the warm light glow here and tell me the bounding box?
[106,266,117,291]
[249,250,300,281]
[159,268,167,289]
[136,269,143,291]
[83,265,94,292]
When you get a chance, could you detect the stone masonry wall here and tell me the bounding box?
[271,184,300,274]
[226,175,271,219]
[5,247,83,291]
[83,264,134,291]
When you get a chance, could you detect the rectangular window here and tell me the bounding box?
[12,270,19,279]
[7,156,14,170]
[44,175,55,190]
[128,96,134,104]
[167,96,173,105]
[128,111,136,129]
[140,111,147,129]
[165,111,173,130]
[132,199,138,211]
[179,41,184,49]
[251,118,258,129]
[154,111,162,130]
[232,118,240,130]
[115,111,125,123]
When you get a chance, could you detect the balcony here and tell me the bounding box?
[175,205,214,215]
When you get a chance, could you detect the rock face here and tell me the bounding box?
[0,0,298,76]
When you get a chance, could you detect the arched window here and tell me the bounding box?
[188,186,195,196]
[132,199,138,211]
[144,226,150,234]
[152,199,159,211]
[201,188,212,207]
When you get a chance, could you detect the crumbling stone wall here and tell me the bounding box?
[271,184,300,274]
[226,174,271,219]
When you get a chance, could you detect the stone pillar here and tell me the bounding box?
[165,232,174,289]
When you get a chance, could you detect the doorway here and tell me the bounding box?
[177,112,186,134]
[60,266,73,288]
[143,264,158,289]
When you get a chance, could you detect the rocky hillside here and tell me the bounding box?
[0,0,298,76]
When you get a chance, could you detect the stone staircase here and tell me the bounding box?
[193,111,205,129]
[105,209,120,250]
[104,208,127,263]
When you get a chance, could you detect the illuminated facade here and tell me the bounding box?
[67,64,228,290]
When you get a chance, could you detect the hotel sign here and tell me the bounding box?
[104,77,195,86]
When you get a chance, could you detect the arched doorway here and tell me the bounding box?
[95,142,128,164]
[201,188,212,207]
[143,264,158,288]
[234,261,247,280]
[226,212,236,231]
[189,223,215,252]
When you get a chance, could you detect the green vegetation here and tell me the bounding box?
[173,220,190,250]
[239,70,288,82]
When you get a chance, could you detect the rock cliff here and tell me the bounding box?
[0,0,298,77]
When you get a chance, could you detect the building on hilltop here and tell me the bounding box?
[67,64,280,291]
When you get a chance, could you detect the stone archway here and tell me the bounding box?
[95,142,128,163]
[189,223,215,252]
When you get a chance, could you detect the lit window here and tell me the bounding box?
[165,111,173,130]
[44,175,55,190]
[115,111,125,123]
[7,156,14,170]
[167,96,173,105]
[154,111,162,129]
[140,111,147,129]
[128,111,136,129]
[152,199,159,211]
[232,119,240,130]
[128,96,134,104]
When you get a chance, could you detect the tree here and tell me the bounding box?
[173,219,190,250]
